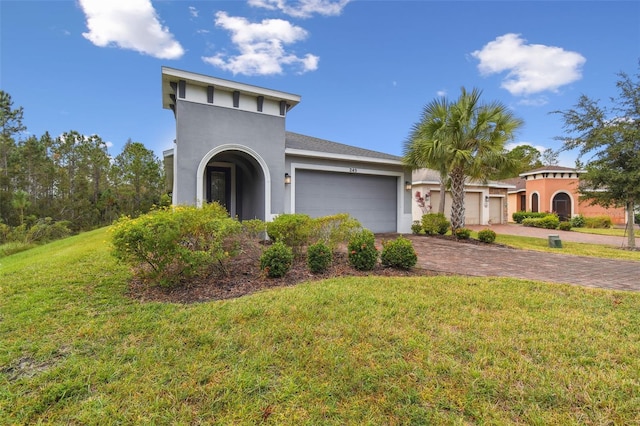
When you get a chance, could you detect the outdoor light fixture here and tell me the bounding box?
[405,181,412,191]
[285,173,291,184]
[484,195,489,206]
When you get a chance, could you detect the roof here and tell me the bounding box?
[502,177,526,192]
[285,131,403,163]
[412,168,516,189]
[519,165,584,178]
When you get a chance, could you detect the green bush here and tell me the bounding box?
[266,214,313,254]
[512,211,549,224]
[522,214,560,230]
[260,241,294,278]
[307,242,332,274]
[0,223,10,244]
[411,220,424,235]
[635,212,640,225]
[584,215,613,229]
[380,236,417,270]
[454,227,471,240]
[558,221,572,231]
[0,241,37,258]
[111,203,242,286]
[477,228,497,244]
[348,229,378,271]
[570,214,585,228]
[25,218,72,243]
[242,219,267,240]
[311,213,361,250]
[421,213,450,235]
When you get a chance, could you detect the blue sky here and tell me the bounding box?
[1,0,638,167]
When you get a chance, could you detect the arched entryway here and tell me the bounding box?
[552,192,572,221]
[196,145,270,221]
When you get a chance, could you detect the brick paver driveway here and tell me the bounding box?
[400,234,640,292]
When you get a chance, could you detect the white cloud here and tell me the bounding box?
[189,6,199,18]
[517,96,549,107]
[79,0,184,60]
[248,0,351,18]
[436,89,447,97]
[471,33,585,96]
[202,11,319,75]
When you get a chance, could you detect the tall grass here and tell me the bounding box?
[1,228,639,424]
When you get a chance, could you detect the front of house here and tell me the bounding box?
[161,67,413,233]
[506,166,626,224]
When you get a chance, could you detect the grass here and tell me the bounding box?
[469,232,640,261]
[572,227,639,237]
[2,228,640,424]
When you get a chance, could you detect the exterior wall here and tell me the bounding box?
[174,100,286,219]
[507,191,525,222]
[578,201,627,224]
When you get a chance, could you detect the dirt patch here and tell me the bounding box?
[126,237,439,304]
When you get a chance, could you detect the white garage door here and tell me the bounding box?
[464,192,481,225]
[295,170,397,233]
[489,197,502,224]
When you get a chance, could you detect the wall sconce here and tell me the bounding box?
[405,181,412,191]
[284,173,291,184]
[484,195,489,206]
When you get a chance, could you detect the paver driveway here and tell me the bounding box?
[401,234,639,292]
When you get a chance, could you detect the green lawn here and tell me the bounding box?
[572,227,639,237]
[2,228,639,424]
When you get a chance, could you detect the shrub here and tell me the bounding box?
[512,211,549,224]
[266,214,313,254]
[411,220,424,235]
[477,228,497,244]
[454,227,471,240]
[635,212,640,225]
[558,221,572,231]
[0,241,37,258]
[380,236,417,269]
[570,214,585,228]
[25,218,72,243]
[242,219,267,240]
[522,214,560,230]
[311,213,361,250]
[307,242,332,274]
[348,229,378,271]
[584,215,613,229]
[111,203,242,286]
[0,223,10,244]
[421,213,450,235]
[260,241,294,278]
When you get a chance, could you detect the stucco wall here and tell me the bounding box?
[173,100,286,216]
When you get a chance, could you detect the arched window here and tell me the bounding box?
[531,193,539,213]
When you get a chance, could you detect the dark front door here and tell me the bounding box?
[207,166,231,211]
[553,193,571,221]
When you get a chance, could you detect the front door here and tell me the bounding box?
[207,166,231,212]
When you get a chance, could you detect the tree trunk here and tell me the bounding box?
[449,168,466,232]
[626,200,636,249]
[438,179,446,214]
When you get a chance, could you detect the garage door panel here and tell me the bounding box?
[295,170,397,233]
[464,192,481,225]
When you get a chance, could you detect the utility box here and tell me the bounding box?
[548,234,562,248]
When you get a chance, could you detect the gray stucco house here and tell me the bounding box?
[162,67,412,233]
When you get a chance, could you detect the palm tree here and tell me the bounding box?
[11,189,30,225]
[404,87,523,231]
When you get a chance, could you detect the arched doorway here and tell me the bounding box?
[196,145,270,221]
[552,192,572,221]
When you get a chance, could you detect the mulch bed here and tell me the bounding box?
[126,237,440,304]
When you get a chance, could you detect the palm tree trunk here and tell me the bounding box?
[438,179,446,214]
[449,168,466,231]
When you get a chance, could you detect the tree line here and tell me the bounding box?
[0,90,166,231]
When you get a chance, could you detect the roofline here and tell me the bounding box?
[412,179,516,189]
[519,168,585,177]
[285,148,404,166]
[161,66,301,110]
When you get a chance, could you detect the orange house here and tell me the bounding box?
[506,166,626,225]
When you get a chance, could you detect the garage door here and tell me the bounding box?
[464,192,481,225]
[295,170,397,233]
[489,197,502,224]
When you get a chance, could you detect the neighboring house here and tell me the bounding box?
[506,166,626,224]
[411,169,514,226]
[161,67,413,233]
